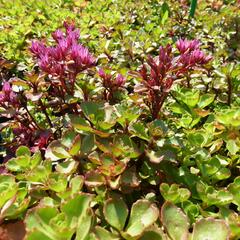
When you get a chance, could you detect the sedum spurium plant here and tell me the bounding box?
[0,19,239,240]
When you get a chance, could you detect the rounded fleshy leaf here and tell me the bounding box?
[161,201,189,240]
[76,208,94,240]
[0,175,17,208]
[139,226,165,240]
[103,198,128,231]
[192,218,230,240]
[85,170,106,187]
[125,200,159,237]
[160,183,191,203]
[16,146,31,157]
[94,226,120,240]
[45,141,71,161]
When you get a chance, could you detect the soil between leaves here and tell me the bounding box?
[0,221,25,240]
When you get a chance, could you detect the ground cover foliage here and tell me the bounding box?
[0,0,240,239]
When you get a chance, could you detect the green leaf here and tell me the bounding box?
[213,167,231,180]
[81,134,95,154]
[47,173,68,193]
[55,159,78,175]
[120,166,140,191]
[128,122,150,141]
[6,156,31,172]
[98,104,117,130]
[226,139,239,155]
[1,187,30,219]
[61,130,81,156]
[192,218,230,240]
[189,0,197,18]
[70,176,84,195]
[25,231,52,240]
[187,131,207,147]
[94,226,120,240]
[182,201,199,222]
[139,226,165,240]
[103,198,128,231]
[216,109,240,128]
[198,94,215,108]
[197,181,233,206]
[26,160,52,183]
[45,141,71,161]
[61,194,93,228]
[81,102,104,119]
[114,135,142,159]
[30,151,42,169]
[70,115,93,132]
[0,175,17,208]
[16,146,31,157]
[228,177,240,207]
[115,102,141,128]
[160,183,191,203]
[161,9,169,25]
[176,88,200,108]
[76,208,94,240]
[85,170,106,187]
[98,153,126,177]
[148,120,168,137]
[81,102,110,127]
[25,207,63,240]
[125,200,159,237]
[146,150,164,164]
[161,202,189,240]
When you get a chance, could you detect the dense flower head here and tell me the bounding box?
[30,21,95,78]
[12,126,52,152]
[98,69,125,89]
[29,41,46,58]
[0,81,18,106]
[136,38,212,119]
[176,39,212,68]
[176,39,200,53]
[138,44,174,93]
[139,39,211,92]
[51,29,64,42]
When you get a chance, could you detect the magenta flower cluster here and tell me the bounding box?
[99,69,125,89]
[177,39,212,67]
[30,21,95,93]
[98,69,126,101]
[137,39,212,119]
[0,82,18,106]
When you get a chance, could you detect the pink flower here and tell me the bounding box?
[98,69,112,87]
[52,29,64,42]
[2,81,11,94]
[179,48,212,67]
[67,29,80,45]
[39,55,51,73]
[30,22,95,84]
[159,44,172,65]
[176,39,200,53]
[63,20,75,34]
[49,47,64,61]
[0,82,18,106]
[115,74,125,87]
[98,68,106,78]
[70,44,95,71]
[30,41,46,57]
[58,40,69,55]
[99,69,125,89]
[136,39,212,119]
